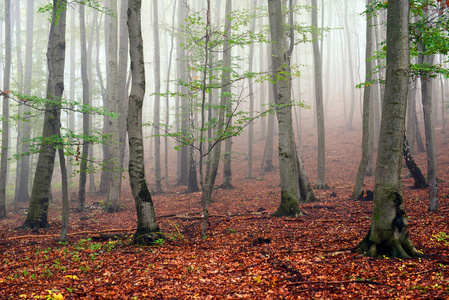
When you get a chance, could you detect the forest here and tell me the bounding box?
[0,0,449,298]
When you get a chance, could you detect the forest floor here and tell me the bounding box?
[1,111,449,299]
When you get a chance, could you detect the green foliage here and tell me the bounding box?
[359,0,449,88]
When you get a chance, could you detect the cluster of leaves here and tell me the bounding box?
[359,0,449,88]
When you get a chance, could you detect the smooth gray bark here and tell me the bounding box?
[356,0,420,258]
[17,0,34,204]
[352,0,374,199]
[221,0,234,190]
[343,0,355,130]
[77,3,90,212]
[22,0,67,229]
[246,0,256,180]
[268,0,301,217]
[105,0,121,212]
[128,0,161,245]
[0,0,11,219]
[152,0,163,194]
[311,0,328,189]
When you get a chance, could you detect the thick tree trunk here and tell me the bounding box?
[268,0,301,217]
[352,0,374,199]
[128,0,161,246]
[22,0,67,229]
[0,0,11,219]
[356,0,420,258]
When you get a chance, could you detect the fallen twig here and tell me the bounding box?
[286,279,387,286]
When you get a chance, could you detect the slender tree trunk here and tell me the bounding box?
[128,0,161,246]
[407,80,417,152]
[352,0,374,199]
[152,0,163,194]
[22,0,67,229]
[58,147,69,242]
[420,53,438,212]
[344,0,355,130]
[0,0,11,219]
[356,0,420,258]
[165,0,177,192]
[105,0,121,212]
[311,0,328,189]
[246,0,256,179]
[201,0,232,236]
[77,3,90,212]
[221,0,234,190]
[17,0,34,204]
[177,0,189,186]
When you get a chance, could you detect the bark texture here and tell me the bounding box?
[128,0,161,245]
[356,0,420,258]
[22,0,67,229]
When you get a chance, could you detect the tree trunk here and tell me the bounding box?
[352,0,374,199]
[165,0,177,192]
[403,133,428,189]
[152,0,163,194]
[311,0,328,189]
[17,0,34,204]
[105,0,122,212]
[221,0,234,190]
[22,0,67,229]
[343,0,355,130]
[177,0,189,186]
[268,0,301,217]
[0,0,11,219]
[356,0,420,258]
[246,7,255,179]
[260,84,276,175]
[420,54,438,212]
[128,0,161,246]
[77,3,90,212]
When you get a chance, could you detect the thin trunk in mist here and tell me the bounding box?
[441,68,447,144]
[352,0,374,199]
[88,10,97,194]
[201,0,232,236]
[246,0,257,179]
[152,0,163,194]
[177,0,189,186]
[99,8,112,195]
[311,0,328,189]
[165,0,177,192]
[58,148,69,242]
[407,80,417,152]
[17,0,34,204]
[67,7,76,187]
[0,0,11,219]
[13,0,23,206]
[22,0,67,229]
[105,0,122,212]
[77,3,90,212]
[344,0,355,130]
[128,0,161,246]
[403,133,428,189]
[221,0,234,190]
[419,52,438,212]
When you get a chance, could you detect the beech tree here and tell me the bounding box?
[356,0,421,258]
[22,0,67,229]
[127,0,161,245]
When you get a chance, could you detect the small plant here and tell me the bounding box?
[432,232,449,245]
[227,228,236,233]
[154,239,165,246]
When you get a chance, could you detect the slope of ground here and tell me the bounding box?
[1,111,448,299]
